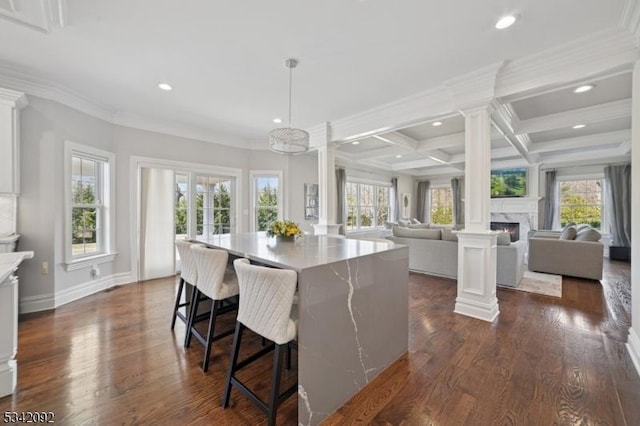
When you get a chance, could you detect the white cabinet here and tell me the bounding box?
[0,274,18,398]
[0,251,33,398]
[0,88,28,194]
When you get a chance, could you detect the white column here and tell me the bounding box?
[312,143,341,235]
[627,60,640,375]
[454,106,499,322]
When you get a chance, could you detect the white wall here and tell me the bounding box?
[287,153,319,234]
[17,96,298,312]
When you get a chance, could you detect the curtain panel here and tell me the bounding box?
[542,170,557,230]
[604,164,631,247]
[336,168,347,235]
[451,177,464,229]
[416,180,430,223]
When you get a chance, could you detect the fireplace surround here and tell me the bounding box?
[491,222,520,242]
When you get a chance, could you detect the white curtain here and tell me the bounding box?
[140,167,176,281]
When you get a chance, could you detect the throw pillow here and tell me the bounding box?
[560,225,577,240]
[496,231,511,246]
[407,223,431,229]
[411,218,421,224]
[575,227,601,242]
[576,224,591,233]
[441,228,458,242]
[383,221,397,229]
[562,222,576,231]
[392,226,441,240]
[398,219,411,227]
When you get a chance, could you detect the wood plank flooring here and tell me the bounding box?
[1,259,638,425]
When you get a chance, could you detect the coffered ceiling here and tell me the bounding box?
[0,0,635,176]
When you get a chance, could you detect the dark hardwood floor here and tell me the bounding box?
[1,260,638,425]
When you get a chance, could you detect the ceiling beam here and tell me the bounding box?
[348,146,405,161]
[539,147,630,165]
[491,101,534,164]
[416,132,465,151]
[528,129,631,154]
[514,99,631,135]
[391,158,445,171]
[373,132,419,150]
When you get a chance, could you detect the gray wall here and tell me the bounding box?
[18,96,300,308]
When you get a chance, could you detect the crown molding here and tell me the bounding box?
[620,0,640,42]
[497,28,639,100]
[329,86,454,142]
[491,100,533,164]
[514,98,631,134]
[0,60,116,122]
[444,62,504,111]
[112,111,254,150]
[0,87,28,109]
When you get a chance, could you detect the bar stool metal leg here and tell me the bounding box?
[222,322,245,408]
[202,300,220,372]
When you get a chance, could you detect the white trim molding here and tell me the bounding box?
[249,170,284,232]
[627,327,640,378]
[19,293,54,314]
[54,272,135,309]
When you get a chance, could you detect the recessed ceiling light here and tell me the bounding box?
[352,141,360,145]
[432,121,443,127]
[395,154,402,158]
[273,118,282,124]
[572,124,586,129]
[573,85,595,94]
[158,82,172,91]
[495,15,517,30]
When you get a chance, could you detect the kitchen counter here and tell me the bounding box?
[0,250,33,283]
[193,233,409,425]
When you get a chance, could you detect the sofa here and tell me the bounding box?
[528,227,603,280]
[386,226,526,287]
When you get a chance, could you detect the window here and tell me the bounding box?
[558,179,602,229]
[175,173,189,237]
[346,182,389,231]
[65,142,115,269]
[430,187,453,225]
[250,171,283,231]
[196,175,233,235]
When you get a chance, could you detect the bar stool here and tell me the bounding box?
[171,240,204,330]
[222,258,298,426]
[185,246,239,372]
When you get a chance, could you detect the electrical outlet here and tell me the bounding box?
[41,261,49,275]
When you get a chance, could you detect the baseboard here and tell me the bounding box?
[627,327,640,379]
[19,293,55,314]
[54,272,136,308]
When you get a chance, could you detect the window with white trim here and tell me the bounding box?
[346,182,390,231]
[558,178,603,230]
[66,142,115,267]
[430,186,453,225]
[250,171,283,231]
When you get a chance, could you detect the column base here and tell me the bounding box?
[312,224,342,236]
[455,231,500,322]
[0,359,17,398]
[454,297,499,322]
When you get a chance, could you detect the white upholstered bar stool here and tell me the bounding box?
[222,258,298,426]
[185,246,239,372]
[171,240,204,330]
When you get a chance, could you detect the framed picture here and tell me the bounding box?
[304,183,319,220]
[401,193,411,219]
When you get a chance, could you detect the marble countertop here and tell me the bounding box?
[192,232,403,272]
[0,234,20,243]
[0,251,34,284]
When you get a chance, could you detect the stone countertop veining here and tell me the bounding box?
[0,251,34,284]
[192,232,404,272]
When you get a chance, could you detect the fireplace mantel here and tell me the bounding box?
[491,196,540,230]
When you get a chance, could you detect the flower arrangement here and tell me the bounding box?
[266,220,303,238]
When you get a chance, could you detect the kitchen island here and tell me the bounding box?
[0,251,34,398]
[193,233,408,425]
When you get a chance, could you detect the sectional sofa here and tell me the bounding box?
[386,226,526,287]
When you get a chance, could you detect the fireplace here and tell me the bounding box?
[491,222,520,242]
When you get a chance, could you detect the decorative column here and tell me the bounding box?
[454,106,500,322]
[311,123,341,235]
[627,60,640,375]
